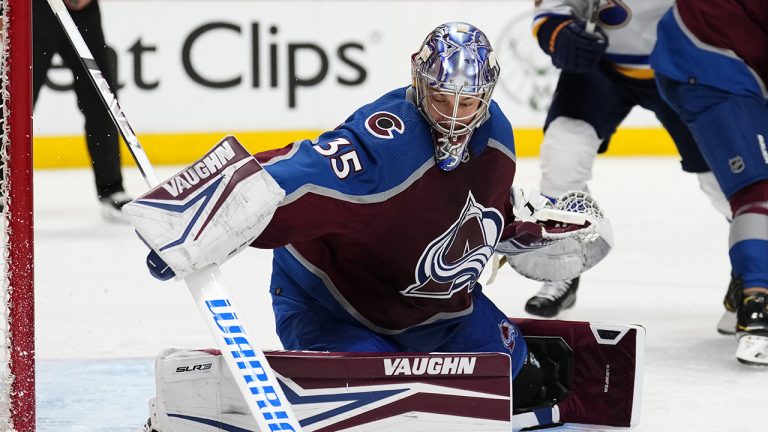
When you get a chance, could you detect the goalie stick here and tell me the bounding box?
[45,1,303,431]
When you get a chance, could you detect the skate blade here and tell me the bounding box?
[716,310,736,335]
[735,334,768,366]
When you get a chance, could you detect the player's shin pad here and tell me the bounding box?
[123,136,285,280]
[144,349,514,432]
[505,191,613,282]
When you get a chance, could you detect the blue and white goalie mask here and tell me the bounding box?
[412,22,500,171]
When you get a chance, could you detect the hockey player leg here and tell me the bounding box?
[717,275,741,335]
[530,117,603,317]
[696,172,742,335]
[539,117,602,198]
[656,75,768,361]
[729,181,768,365]
[697,172,732,221]
[525,277,580,318]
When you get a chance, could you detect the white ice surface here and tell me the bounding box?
[35,157,766,431]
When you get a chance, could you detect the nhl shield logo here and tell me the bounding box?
[729,156,745,173]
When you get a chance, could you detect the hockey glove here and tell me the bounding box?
[501,191,614,282]
[496,188,593,256]
[537,17,607,73]
[147,250,175,281]
[122,136,285,281]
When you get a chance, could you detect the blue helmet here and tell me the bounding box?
[411,22,500,171]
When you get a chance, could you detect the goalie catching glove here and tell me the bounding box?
[496,188,594,255]
[496,189,613,282]
[122,136,285,281]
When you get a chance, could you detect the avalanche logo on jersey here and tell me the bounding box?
[365,111,405,139]
[402,192,503,299]
[499,319,518,352]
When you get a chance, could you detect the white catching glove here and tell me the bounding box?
[511,187,595,234]
[511,187,553,222]
[495,190,613,282]
[497,188,595,256]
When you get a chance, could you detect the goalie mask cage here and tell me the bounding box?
[0,0,34,431]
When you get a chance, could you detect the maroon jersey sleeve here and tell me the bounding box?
[677,0,768,84]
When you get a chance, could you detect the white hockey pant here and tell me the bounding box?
[539,117,602,198]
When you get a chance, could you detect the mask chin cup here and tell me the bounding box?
[433,131,472,171]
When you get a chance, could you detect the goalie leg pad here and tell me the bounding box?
[123,136,286,279]
[145,348,258,432]
[146,349,514,432]
[511,319,645,428]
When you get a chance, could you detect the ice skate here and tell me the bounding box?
[735,292,768,366]
[717,276,742,335]
[525,276,579,318]
[99,191,132,223]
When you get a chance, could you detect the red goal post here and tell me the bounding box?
[1,0,34,431]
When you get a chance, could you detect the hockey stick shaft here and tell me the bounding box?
[585,0,600,34]
[46,2,303,430]
[46,0,159,187]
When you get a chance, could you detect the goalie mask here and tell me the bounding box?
[412,22,500,171]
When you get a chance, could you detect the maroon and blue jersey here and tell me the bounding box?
[651,1,768,99]
[252,86,518,350]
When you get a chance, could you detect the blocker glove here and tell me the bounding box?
[537,17,607,73]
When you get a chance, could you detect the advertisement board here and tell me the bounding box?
[33,0,671,167]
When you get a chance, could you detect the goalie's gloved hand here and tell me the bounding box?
[537,16,607,73]
[510,187,553,222]
[496,220,555,256]
[498,188,555,255]
[497,188,592,256]
[147,250,175,281]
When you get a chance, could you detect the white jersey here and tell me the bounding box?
[534,0,674,78]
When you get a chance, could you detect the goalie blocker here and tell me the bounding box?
[141,319,645,431]
[122,136,285,280]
